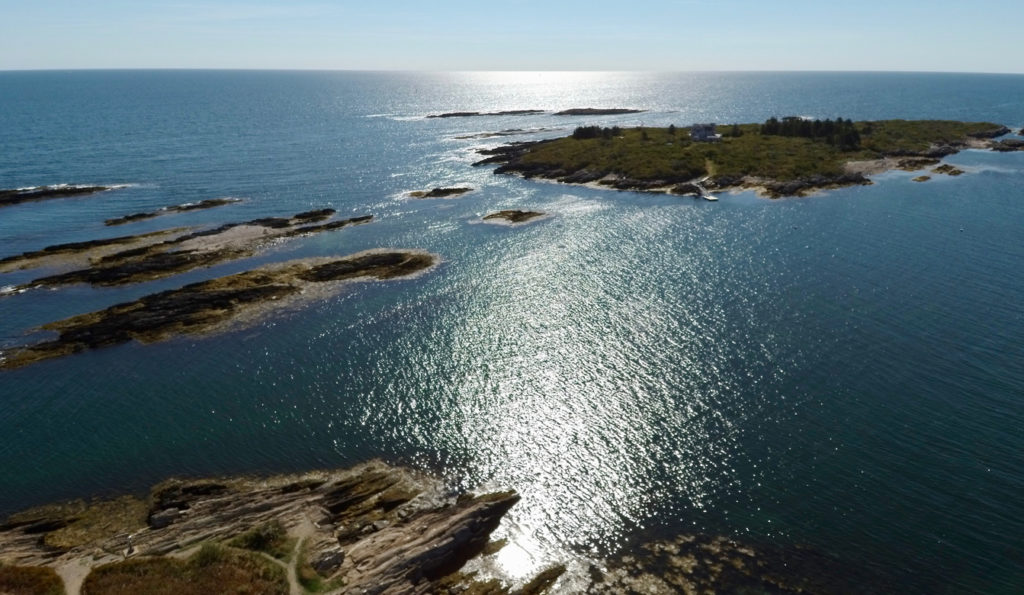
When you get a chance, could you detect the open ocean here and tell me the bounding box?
[1,71,1022,592]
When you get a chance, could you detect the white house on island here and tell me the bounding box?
[690,123,721,141]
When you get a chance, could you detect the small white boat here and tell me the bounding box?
[703,194,718,201]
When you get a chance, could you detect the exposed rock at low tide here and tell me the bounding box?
[553,108,644,116]
[0,184,118,208]
[991,138,1024,152]
[482,210,546,225]
[105,197,242,226]
[408,187,473,198]
[932,164,965,176]
[427,110,545,118]
[0,249,435,369]
[3,211,372,292]
[913,175,931,182]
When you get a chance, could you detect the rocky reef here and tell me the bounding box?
[408,187,473,199]
[427,110,545,118]
[991,138,1024,152]
[0,185,118,208]
[3,211,372,292]
[932,164,965,176]
[913,175,931,182]
[481,210,546,225]
[0,250,436,369]
[552,108,643,116]
[105,198,242,226]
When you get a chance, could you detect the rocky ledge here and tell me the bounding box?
[105,198,242,226]
[0,185,118,208]
[481,210,547,225]
[0,250,436,369]
[427,110,545,118]
[990,138,1024,152]
[0,461,542,595]
[0,460,873,594]
[552,108,643,116]
[408,187,473,199]
[2,211,372,292]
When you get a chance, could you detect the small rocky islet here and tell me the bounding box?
[408,187,473,199]
[482,210,547,225]
[0,461,866,595]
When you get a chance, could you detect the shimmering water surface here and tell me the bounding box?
[1,72,1023,592]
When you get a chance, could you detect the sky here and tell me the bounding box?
[1,0,1022,72]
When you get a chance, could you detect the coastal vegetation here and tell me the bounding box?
[476,119,1012,197]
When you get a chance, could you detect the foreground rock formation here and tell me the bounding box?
[0,250,436,369]
[0,460,872,594]
[0,461,533,595]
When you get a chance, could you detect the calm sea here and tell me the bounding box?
[1,71,1022,593]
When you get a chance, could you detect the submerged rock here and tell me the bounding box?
[105,197,242,226]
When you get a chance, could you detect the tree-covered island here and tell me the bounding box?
[475,119,1014,198]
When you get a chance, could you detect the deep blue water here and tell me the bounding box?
[1,71,1023,592]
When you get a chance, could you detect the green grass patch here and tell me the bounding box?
[80,544,287,595]
[0,564,65,595]
[227,521,292,560]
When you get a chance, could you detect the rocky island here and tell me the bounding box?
[0,250,436,369]
[475,119,1014,198]
[0,461,865,594]
[105,198,242,226]
[0,185,121,208]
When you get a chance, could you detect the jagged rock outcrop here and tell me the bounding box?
[0,462,547,594]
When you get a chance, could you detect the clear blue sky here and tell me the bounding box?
[1,0,1021,72]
